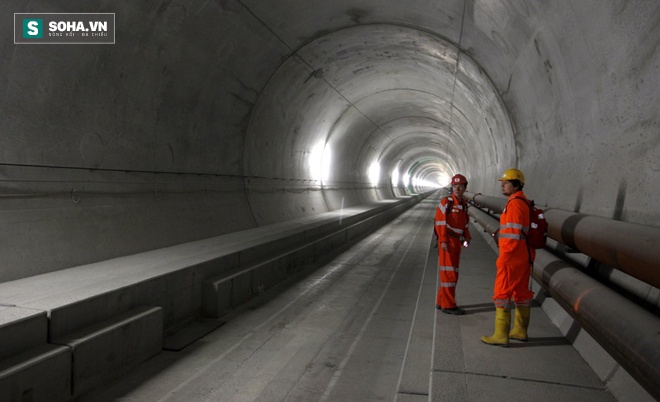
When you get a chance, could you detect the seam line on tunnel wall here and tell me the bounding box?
[0,162,378,187]
[446,0,468,146]
[236,0,295,53]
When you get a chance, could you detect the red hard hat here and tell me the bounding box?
[451,174,468,185]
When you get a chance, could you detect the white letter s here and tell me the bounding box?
[27,21,39,36]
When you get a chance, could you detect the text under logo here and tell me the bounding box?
[14,13,115,44]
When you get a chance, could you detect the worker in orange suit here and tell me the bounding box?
[482,168,535,346]
[434,174,471,315]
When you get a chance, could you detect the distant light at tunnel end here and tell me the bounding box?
[437,173,450,187]
[412,177,442,189]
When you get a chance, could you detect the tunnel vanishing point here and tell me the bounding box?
[1,1,659,401]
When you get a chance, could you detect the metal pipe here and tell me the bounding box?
[465,191,660,290]
[466,204,500,236]
[534,249,660,400]
[465,191,507,213]
[542,208,660,289]
[466,204,660,399]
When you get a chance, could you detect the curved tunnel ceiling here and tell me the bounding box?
[3,1,656,280]
[245,24,514,191]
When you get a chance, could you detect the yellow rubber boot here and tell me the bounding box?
[481,308,510,346]
[509,306,530,341]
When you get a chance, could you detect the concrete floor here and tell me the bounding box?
[79,196,616,402]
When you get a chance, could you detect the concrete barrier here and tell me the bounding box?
[0,343,71,402]
[52,306,162,398]
[0,194,428,400]
[0,307,71,402]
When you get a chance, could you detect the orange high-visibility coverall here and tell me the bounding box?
[435,194,471,309]
[494,191,535,309]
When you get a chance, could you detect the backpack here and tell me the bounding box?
[510,197,548,249]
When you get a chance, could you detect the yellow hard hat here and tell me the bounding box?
[497,168,525,184]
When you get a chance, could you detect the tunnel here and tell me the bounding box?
[1,1,659,401]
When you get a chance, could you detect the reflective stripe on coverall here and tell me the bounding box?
[435,194,471,309]
[493,191,535,309]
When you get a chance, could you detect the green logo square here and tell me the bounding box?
[23,19,43,38]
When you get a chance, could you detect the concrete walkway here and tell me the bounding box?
[80,195,615,402]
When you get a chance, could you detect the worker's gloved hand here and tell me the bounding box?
[460,236,469,248]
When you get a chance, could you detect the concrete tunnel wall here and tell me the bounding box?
[1,1,658,282]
